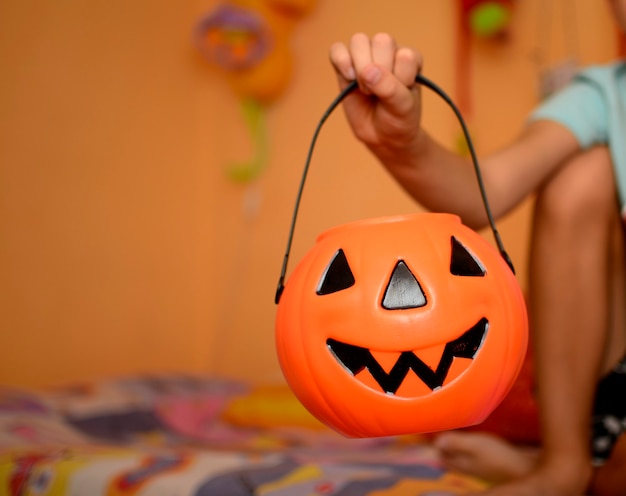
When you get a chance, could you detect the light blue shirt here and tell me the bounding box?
[529,62,626,217]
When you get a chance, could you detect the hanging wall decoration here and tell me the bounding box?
[194,0,316,183]
[462,0,514,39]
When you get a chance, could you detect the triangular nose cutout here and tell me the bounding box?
[382,261,427,310]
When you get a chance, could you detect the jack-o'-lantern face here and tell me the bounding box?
[275,213,528,438]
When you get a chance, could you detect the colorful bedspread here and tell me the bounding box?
[0,375,488,495]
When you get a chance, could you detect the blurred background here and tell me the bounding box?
[0,0,619,388]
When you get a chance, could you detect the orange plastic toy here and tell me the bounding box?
[275,213,528,437]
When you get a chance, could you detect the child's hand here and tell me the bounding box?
[329,33,424,162]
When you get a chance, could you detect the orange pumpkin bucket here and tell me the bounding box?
[274,76,528,437]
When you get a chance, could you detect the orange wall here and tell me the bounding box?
[0,0,618,388]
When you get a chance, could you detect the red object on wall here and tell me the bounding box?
[618,28,626,57]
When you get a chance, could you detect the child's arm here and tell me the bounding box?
[330,33,582,229]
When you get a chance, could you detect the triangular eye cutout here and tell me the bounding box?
[382,260,427,310]
[316,249,355,295]
[450,236,486,276]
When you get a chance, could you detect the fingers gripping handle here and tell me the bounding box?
[274,75,514,305]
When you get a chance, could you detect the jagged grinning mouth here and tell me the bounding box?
[327,318,488,394]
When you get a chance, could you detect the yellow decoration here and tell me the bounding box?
[221,384,326,430]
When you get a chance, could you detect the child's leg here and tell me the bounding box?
[525,145,620,492]
[436,146,626,495]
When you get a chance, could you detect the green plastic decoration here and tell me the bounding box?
[469,2,511,38]
[228,99,269,183]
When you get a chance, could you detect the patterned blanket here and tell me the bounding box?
[0,375,488,495]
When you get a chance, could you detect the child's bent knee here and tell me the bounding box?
[535,147,616,228]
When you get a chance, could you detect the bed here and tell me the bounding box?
[0,373,523,495]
